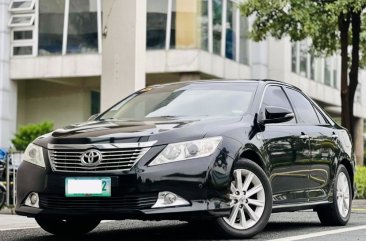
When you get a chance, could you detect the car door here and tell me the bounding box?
[260,85,311,204]
[284,88,339,202]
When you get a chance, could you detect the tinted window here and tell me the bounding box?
[100,83,258,120]
[286,88,320,124]
[260,86,295,124]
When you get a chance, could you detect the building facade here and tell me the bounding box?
[1,0,365,163]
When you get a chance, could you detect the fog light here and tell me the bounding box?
[164,193,177,204]
[152,191,189,208]
[30,193,38,205]
[25,192,39,208]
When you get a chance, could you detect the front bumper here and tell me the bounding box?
[16,147,234,220]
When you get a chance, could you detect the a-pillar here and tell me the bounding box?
[353,117,364,166]
[101,0,146,110]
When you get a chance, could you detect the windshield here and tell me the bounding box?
[99,82,258,121]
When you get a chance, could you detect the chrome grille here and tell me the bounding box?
[48,147,149,172]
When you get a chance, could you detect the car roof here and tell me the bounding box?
[150,79,302,92]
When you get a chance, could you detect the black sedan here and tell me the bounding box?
[16,80,355,238]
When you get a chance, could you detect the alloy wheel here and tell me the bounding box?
[224,169,266,230]
[336,172,350,218]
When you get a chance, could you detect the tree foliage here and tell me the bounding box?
[241,0,366,58]
[240,0,366,148]
[12,121,54,151]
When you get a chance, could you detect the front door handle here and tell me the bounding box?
[332,133,339,140]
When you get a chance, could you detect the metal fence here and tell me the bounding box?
[3,152,23,207]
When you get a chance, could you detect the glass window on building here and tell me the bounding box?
[147,0,169,50]
[9,0,36,12]
[291,42,297,73]
[324,57,332,86]
[355,83,362,104]
[91,91,100,115]
[170,0,208,50]
[239,16,249,65]
[225,0,237,60]
[212,0,222,55]
[310,54,315,80]
[200,0,209,51]
[13,45,33,55]
[314,58,323,83]
[299,41,307,77]
[67,0,98,54]
[333,57,339,88]
[13,29,33,41]
[38,0,65,55]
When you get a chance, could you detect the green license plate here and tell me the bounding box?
[65,177,111,197]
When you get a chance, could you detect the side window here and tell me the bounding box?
[260,86,295,124]
[285,88,320,124]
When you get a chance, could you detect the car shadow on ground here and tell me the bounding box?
[15,220,323,241]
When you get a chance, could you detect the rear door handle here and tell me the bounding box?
[300,132,309,140]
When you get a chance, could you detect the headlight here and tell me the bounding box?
[149,137,222,166]
[24,143,45,168]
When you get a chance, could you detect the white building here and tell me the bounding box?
[0,0,365,163]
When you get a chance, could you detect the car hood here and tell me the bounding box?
[34,116,244,148]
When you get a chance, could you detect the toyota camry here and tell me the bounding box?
[16,80,355,238]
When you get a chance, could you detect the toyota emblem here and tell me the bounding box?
[80,149,102,167]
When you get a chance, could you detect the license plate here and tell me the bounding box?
[65,177,111,197]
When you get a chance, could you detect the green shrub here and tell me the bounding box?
[355,166,366,199]
[12,121,54,151]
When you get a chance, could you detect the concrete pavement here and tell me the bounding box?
[0,211,366,241]
[0,200,366,235]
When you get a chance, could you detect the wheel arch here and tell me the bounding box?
[339,158,355,198]
[239,147,268,176]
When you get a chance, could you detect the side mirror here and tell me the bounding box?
[88,113,99,121]
[260,106,294,124]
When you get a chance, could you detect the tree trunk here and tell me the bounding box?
[338,13,351,131]
[348,11,361,137]
[349,11,362,164]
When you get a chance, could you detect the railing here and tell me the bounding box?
[1,152,23,209]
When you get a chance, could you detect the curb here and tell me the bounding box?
[352,199,366,211]
[0,207,15,215]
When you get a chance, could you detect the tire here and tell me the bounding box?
[35,217,100,236]
[317,164,352,226]
[216,159,272,239]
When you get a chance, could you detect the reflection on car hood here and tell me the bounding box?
[34,117,243,147]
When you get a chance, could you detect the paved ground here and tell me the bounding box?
[0,201,366,241]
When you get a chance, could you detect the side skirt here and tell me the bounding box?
[272,201,331,213]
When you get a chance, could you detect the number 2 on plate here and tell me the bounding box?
[102,180,107,192]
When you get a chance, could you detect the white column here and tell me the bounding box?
[0,0,17,148]
[101,0,146,110]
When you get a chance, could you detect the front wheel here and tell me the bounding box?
[317,164,352,226]
[216,160,272,238]
[35,217,100,236]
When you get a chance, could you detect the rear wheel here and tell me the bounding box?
[317,164,352,226]
[216,160,272,238]
[35,217,100,236]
